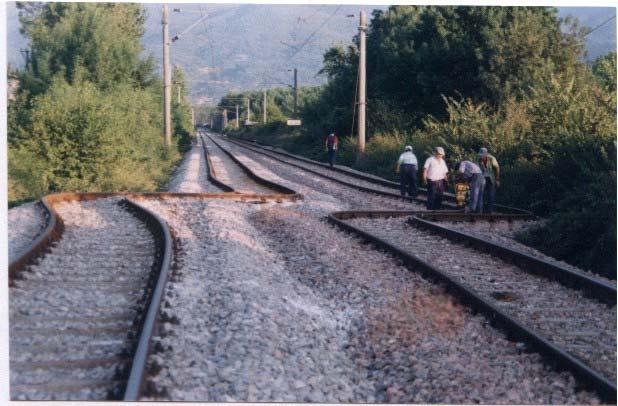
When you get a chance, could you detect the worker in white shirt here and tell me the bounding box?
[395,145,418,198]
[422,147,449,210]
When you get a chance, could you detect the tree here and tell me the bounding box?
[304,6,587,136]
[16,2,152,98]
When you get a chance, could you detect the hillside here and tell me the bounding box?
[6,3,616,104]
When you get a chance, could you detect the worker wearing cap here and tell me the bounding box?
[478,147,500,213]
[458,160,485,213]
[423,147,449,210]
[395,145,418,198]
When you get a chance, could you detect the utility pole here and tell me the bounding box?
[162,5,172,146]
[177,85,181,104]
[357,10,367,156]
[235,104,239,129]
[263,90,267,124]
[222,108,228,128]
[191,108,195,129]
[246,98,251,123]
[293,68,298,117]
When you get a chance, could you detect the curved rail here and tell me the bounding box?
[122,197,173,400]
[200,135,235,192]
[8,190,301,400]
[223,134,531,215]
[327,210,616,402]
[205,134,300,196]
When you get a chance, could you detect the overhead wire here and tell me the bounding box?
[585,14,616,37]
[287,5,343,61]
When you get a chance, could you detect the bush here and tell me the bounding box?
[8,79,179,202]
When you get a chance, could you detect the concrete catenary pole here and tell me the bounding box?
[191,108,195,129]
[235,104,239,129]
[293,68,298,117]
[246,98,251,123]
[357,10,367,156]
[162,5,172,146]
[222,108,228,129]
[263,90,267,124]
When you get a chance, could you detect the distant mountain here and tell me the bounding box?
[141,4,366,104]
[6,3,616,104]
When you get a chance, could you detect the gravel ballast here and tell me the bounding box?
[203,135,279,194]
[436,220,616,284]
[10,197,157,400]
[212,134,422,212]
[348,216,617,383]
[8,201,47,263]
[167,136,222,193]
[139,195,600,403]
[136,137,602,402]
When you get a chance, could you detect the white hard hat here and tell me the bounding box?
[405,145,413,151]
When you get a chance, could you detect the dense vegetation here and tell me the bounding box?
[8,3,193,205]
[222,6,617,278]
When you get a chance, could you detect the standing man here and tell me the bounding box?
[478,147,500,213]
[396,145,418,198]
[324,131,339,167]
[423,147,449,210]
[458,160,485,213]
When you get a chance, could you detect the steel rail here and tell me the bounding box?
[205,134,301,196]
[8,199,61,285]
[200,135,236,192]
[8,192,300,283]
[327,210,617,402]
[214,134,440,207]
[224,134,531,215]
[122,197,173,400]
[409,214,616,304]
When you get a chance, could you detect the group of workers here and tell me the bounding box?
[324,131,500,213]
[397,145,500,212]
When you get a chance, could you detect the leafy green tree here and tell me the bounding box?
[8,2,185,203]
[302,6,587,137]
[9,79,177,197]
[16,2,152,98]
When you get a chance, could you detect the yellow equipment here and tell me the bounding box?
[455,182,470,208]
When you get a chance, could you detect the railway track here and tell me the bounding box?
[8,134,301,400]
[219,134,530,215]
[327,210,616,401]
[203,133,297,196]
[9,195,172,400]
[8,129,614,402]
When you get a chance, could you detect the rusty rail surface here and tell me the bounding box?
[122,197,173,400]
[8,135,304,400]
[224,134,531,215]
[408,215,616,304]
[200,136,235,192]
[205,134,300,196]
[327,209,616,402]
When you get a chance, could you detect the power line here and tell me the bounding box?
[287,5,343,60]
[585,14,616,37]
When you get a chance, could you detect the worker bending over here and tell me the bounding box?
[458,160,485,213]
[423,147,449,210]
[396,145,418,198]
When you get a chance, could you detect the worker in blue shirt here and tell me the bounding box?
[395,145,418,198]
[458,160,485,213]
